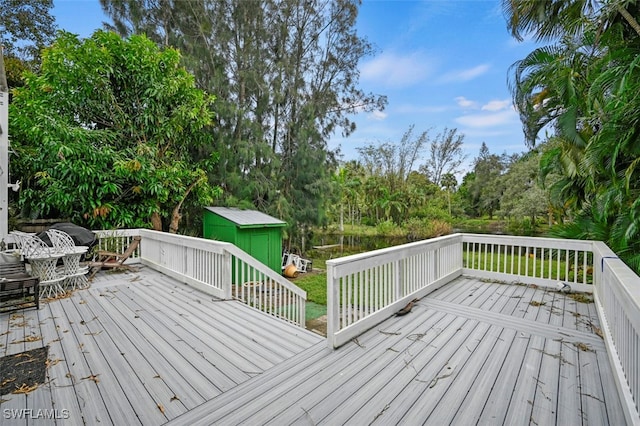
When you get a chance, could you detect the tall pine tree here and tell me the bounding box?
[100,0,386,243]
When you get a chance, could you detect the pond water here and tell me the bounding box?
[308,234,410,255]
[308,223,543,257]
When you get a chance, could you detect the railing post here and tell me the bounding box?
[222,250,232,299]
[394,259,403,300]
[327,262,339,348]
[299,298,306,329]
[184,245,190,277]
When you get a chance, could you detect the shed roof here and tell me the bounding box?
[205,207,286,228]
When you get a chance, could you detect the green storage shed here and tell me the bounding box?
[203,207,286,274]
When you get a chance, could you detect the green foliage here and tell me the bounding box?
[375,220,403,237]
[461,143,508,218]
[505,0,640,273]
[413,202,451,222]
[10,31,219,232]
[499,152,549,223]
[404,218,452,240]
[506,218,539,236]
[0,0,56,62]
[101,0,386,244]
[421,128,467,186]
[3,55,29,91]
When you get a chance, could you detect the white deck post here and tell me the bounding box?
[0,48,9,243]
[327,262,339,348]
[223,250,232,299]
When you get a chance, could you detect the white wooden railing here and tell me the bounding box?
[326,232,639,423]
[326,234,463,349]
[462,234,595,293]
[592,241,640,424]
[93,229,306,327]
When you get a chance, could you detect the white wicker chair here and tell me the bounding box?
[46,229,89,290]
[20,234,66,298]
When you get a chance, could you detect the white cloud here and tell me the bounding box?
[455,96,478,109]
[455,109,517,128]
[481,99,512,111]
[369,110,388,121]
[440,64,490,83]
[360,51,435,88]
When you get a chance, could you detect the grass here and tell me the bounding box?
[463,251,594,284]
[319,223,405,237]
[292,271,328,306]
[289,245,362,308]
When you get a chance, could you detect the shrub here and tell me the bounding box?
[405,218,452,240]
[375,219,403,236]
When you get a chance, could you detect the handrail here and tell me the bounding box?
[592,242,640,424]
[223,243,307,327]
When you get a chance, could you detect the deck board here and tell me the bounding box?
[56,295,147,425]
[306,314,474,425]
[78,286,208,408]
[36,301,85,425]
[46,296,117,424]
[100,284,244,391]
[0,268,626,426]
[111,283,256,386]
[171,276,624,426]
[71,289,180,423]
[0,267,322,424]
[126,274,308,362]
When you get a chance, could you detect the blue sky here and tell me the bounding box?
[52,0,538,172]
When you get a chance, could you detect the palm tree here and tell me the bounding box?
[502,0,640,42]
[505,0,640,272]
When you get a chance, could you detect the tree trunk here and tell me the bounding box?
[151,211,163,231]
[616,5,640,37]
[169,178,201,234]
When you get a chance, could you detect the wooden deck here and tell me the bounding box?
[170,276,625,426]
[0,267,626,425]
[0,267,322,425]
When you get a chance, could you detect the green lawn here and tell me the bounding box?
[292,271,328,306]
[463,251,593,284]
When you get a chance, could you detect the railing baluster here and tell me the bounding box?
[347,275,352,326]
